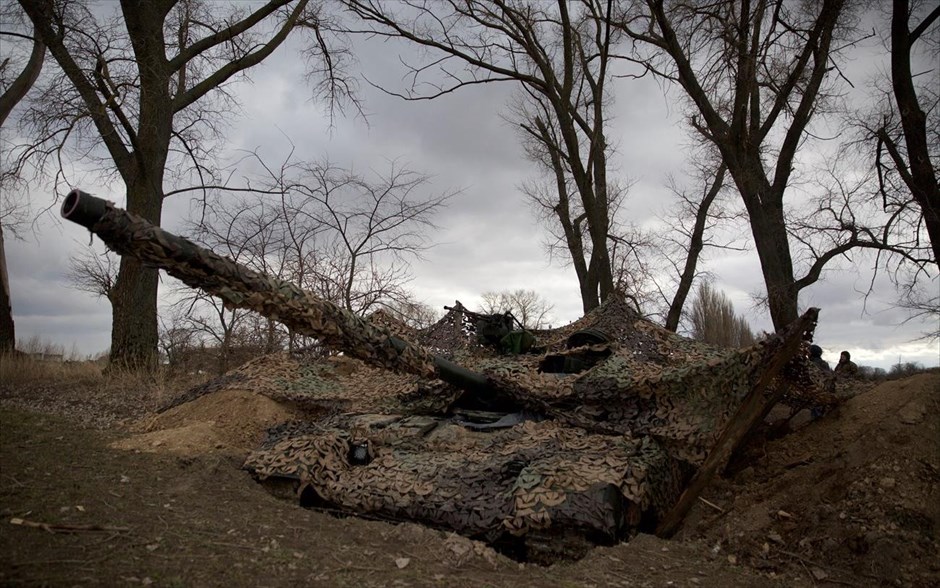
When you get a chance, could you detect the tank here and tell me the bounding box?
[61,188,825,559]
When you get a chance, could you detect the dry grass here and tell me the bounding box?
[0,353,104,387]
[2,352,206,390]
[0,352,211,428]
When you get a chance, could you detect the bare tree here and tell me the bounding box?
[64,248,119,302]
[604,153,746,329]
[157,305,196,368]
[0,3,43,128]
[236,312,289,354]
[276,159,452,316]
[848,1,939,338]
[873,0,939,262]
[189,156,450,351]
[14,0,351,369]
[606,227,654,313]
[385,298,441,330]
[172,291,250,374]
[897,281,940,342]
[479,289,554,329]
[0,2,45,352]
[178,192,290,370]
[659,162,731,332]
[621,0,922,330]
[343,0,629,313]
[213,199,291,354]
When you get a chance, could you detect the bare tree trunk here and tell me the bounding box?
[264,318,279,353]
[0,25,44,353]
[748,202,799,328]
[0,226,14,353]
[532,117,598,313]
[109,180,164,370]
[0,23,44,128]
[624,0,851,331]
[665,165,725,332]
[735,169,799,329]
[109,258,159,369]
[106,2,173,370]
[890,0,940,263]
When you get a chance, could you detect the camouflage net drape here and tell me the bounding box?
[243,299,822,541]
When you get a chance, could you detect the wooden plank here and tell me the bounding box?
[655,308,819,538]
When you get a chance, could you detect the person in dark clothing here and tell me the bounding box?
[809,344,831,372]
[835,350,859,376]
[808,344,831,420]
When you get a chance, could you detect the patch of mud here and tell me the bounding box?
[114,389,303,456]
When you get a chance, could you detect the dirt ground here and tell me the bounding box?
[1,369,937,587]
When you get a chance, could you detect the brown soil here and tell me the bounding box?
[682,373,940,586]
[1,373,938,586]
[117,389,306,457]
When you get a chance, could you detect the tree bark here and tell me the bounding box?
[109,258,160,369]
[0,24,44,128]
[109,180,164,370]
[104,3,174,371]
[729,158,799,329]
[747,199,799,328]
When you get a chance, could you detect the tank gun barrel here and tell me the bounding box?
[60,189,488,393]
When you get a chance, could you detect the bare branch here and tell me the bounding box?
[65,248,119,302]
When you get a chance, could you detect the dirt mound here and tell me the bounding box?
[113,389,303,456]
[685,373,940,586]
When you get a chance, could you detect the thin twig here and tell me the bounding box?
[9,517,130,534]
[698,496,725,513]
[10,559,100,567]
[329,552,384,572]
[800,559,818,586]
[776,548,878,583]
[821,578,859,586]
[2,474,26,487]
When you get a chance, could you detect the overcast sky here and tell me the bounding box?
[3,5,938,371]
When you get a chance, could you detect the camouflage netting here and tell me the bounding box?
[241,297,823,544]
[66,194,836,552]
[247,415,687,545]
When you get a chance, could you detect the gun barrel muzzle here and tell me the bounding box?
[61,189,110,229]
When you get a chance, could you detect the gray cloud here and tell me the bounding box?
[7,225,112,354]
